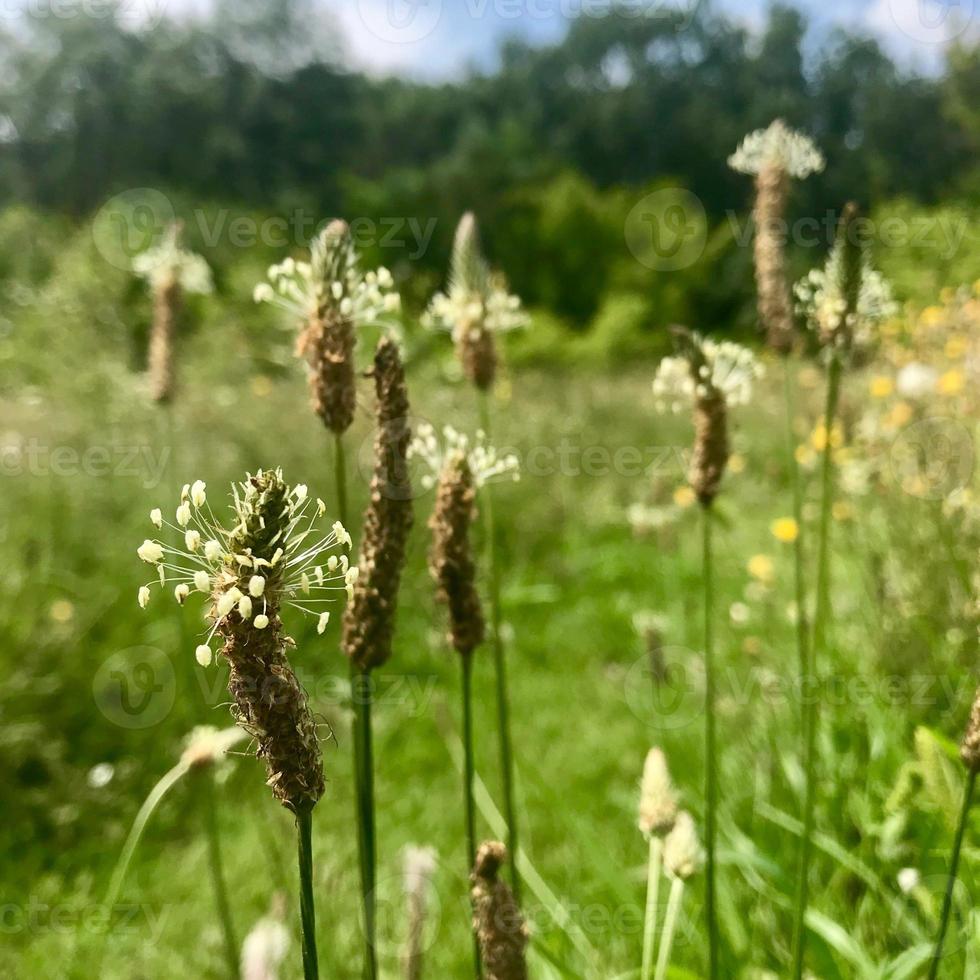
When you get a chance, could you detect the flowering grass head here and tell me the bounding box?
[408,422,520,493]
[796,205,897,356]
[728,119,824,179]
[663,811,704,880]
[424,212,528,390]
[133,222,213,296]
[729,120,823,352]
[638,747,678,838]
[653,329,763,505]
[137,469,355,809]
[471,841,529,980]
[254,219,401,434]
[341,337,414,673]
[133,222,212,402]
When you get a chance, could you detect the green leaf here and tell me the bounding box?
[914,726,964,830]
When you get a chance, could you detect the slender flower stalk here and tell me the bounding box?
[137,470,356,980]
[653,329,762,978]
[928,687,980,978]
[471,841,529,980]
[638,749,679,980]
[654,812,703,980]
[790,205,896,977]
[241,894,290,980]
[423,437,494,977]
[728,120,824,352]
[403,846,438,980]
[93,726,244,973]
[341,337,414,979]
[133,221,213,403]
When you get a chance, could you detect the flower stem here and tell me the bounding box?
[928,769,977,979]
[791,352,842,978]
[296,804,319,980]
[94,760,188,971]
[702,503,718,980]
[641,836,664,980]
[351,664,378,980]
[461,654,482,978]
[200,771,238,979]
[478,391,521,903]
[334,433,377,980]
[654,877,685,980]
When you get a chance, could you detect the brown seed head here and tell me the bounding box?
[217,470,325,811]
[457,319,497,391]
[961,686,980,772]
[296,219,358,434]
[341,337,414,672]
[753,164,794,354]
[429,453,484,657]
[471,841,528,980]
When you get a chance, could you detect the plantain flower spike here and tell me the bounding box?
[471,841,529,980]
[133,221,213,402]
[137,469,356,810]
[729,120,824,353]
[795,203,896,357]
[341,336,414,672]
[638,747,679,838]
[653,328,762,506]
[663,810,704,880]
[428,448,485,657]
[254,220,401,434]
[424,212,528,391]
[961,686,980,772]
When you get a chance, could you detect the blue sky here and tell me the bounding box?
[327,0,976,77]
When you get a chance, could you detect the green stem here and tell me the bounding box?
[783,364,811,692]
[335,430,377,980]
[928,769,977,980]
[352,664,378,980]
[792,353,842,979]
[641,836,664,980]
[702,503,718,980]
[478,392,521,903]
[200,771,238,979]
[95,761,189,971]
[334,432,349,530]
[296,805,319,980]
[461,654,482,978]
[653,877,685,980]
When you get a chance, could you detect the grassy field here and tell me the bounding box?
[4,271,980,980]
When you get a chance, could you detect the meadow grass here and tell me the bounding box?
[3,349,978,977]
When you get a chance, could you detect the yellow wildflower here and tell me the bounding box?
[771,517,799,543]
[869,376,894,399]
[673,486,696,509]
[747,554,774,583]
[937,369,964,396]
